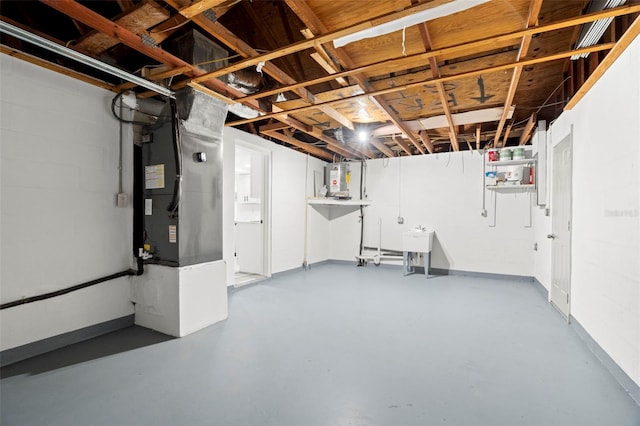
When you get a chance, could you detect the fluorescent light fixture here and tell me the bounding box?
[420,106,514,129]
[372,106,514,136]
[0,21,175,98]
[333,0,490,48]
[571,0,626,60]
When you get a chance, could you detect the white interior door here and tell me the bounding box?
[550,134,572,319]
[234,145,269,277]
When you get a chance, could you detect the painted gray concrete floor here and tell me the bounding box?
[1,263,639,426]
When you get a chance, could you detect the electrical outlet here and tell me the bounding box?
[117,193,129,208]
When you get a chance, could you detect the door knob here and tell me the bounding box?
[547,234,557,239]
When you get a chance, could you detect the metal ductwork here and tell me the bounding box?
[164,29,264,118]
[227,68,264,94]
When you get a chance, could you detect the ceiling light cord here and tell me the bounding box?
[149,18,190,34]
[507,75,572,129]
[535,75,571,115]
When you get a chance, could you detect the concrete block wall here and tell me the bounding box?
[533,36,640,387]
[328,151,535,277]
[1,55,134,351]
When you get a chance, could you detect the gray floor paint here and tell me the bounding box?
[2,263,639,425]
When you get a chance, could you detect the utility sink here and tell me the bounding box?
[402,228,434,253]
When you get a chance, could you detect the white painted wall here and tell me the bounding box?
[330,152,535,276]
[0,55,134,351]
[534,36,640,387]
[132,260,227,337]
[222,127,329,286]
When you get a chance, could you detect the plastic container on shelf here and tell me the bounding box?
[487,148,498,162]
[499,148,512,161]
[485,171,497,185]
[513,147,525,160]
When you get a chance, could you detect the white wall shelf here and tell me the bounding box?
[484,151,536,228]
[485,158,535,166]
[484,155,537,188]
[307,198,372,206]
[485,184,535,191]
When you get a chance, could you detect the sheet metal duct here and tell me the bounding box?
[165,29,264,119]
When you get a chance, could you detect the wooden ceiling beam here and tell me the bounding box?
[416,18,459,151]
[285,0,328,37]
[465,139,473,151]
[518,113,537,146]
[259,121,291,133]
[165,0,356,141]
[309,51,349,87]
[317,105,355,130]
[193,0,459,81]
[493,0,543,148]
[300,27,348,87]
[114,65,191,92]
[284,0,426,155]
[236,53,423,103]
[39,0,260,109]
[233,4,640,106]
[226,43,615,127]
[261,129,335,161]
[275,117,366,159]
[418,131,435,154]
[502,123,513,146]
[368,139,395,158]
[145,14,190,45]
[178,0,228,19]
[366,96,426,154]
[392,135,413,156]
[475,124,481,149]
[187,82,242,103]
[190,3,640,84]
[73,1,170,56]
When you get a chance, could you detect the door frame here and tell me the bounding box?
[549,127,573,320]
[234,140,272,279]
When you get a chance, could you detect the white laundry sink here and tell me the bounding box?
[402,228,434,253]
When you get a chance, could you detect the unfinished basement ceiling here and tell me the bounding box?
[1,0,639,160]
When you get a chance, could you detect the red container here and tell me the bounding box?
[529,166,534,184]
[487,149,498,162]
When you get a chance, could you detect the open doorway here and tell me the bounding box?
[234,145,270,286]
